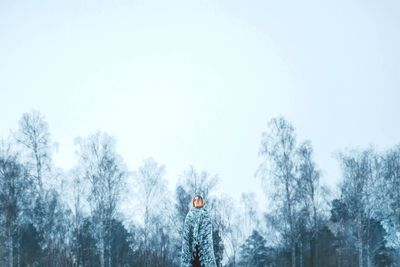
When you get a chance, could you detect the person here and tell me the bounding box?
[181,195,217,267]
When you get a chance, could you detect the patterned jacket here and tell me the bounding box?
[181,207,217,267]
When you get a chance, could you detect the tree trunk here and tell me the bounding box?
[291,243,296,267]
[8,226,13,267]
[358,221,363,267]
[100,235,105,267]
[313,205,318,267]
[17,230,20,267]
[17,226,21,267]
[310,236,315,267]
[366,243,371,267]
[107,218,112,267]
[299,240,303,267]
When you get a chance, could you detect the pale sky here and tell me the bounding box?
[1,0,399,210]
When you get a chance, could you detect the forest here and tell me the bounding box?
[1,110,399,267]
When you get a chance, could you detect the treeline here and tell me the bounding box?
[0,111,399,267]
[253,118,399,267]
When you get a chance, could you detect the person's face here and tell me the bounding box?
[194,196,204,208]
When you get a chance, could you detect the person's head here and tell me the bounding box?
[192,195,205,208]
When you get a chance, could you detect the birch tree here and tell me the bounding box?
[75,131,127,267]
[14,110,54,197]
[257,117,299,267]
[339,148,382,267]
[375,146,400,262]
[134,158,174,267]
[296,141,326,267]
[0,143,30,267]
[12,111,68,266]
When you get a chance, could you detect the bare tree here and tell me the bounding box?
[240,192,260,236]
[133,158,173,267]
[296,141,326,267]
[180,166,219,201]
[339,148,382,267]
[75,131,127,267]
[257,117,299,267]
[217,192,262,266]
[175,185,192,225]
[0,143,30,267]
[68,167,89,266]
[371,146,400,262]
[14,110,54,197]
[213,196,242,267]
[12,111,66,266]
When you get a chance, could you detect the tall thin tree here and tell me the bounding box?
[257,117,299,267]
[75,131,127,267]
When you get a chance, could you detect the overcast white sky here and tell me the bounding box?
[1,0,399,210]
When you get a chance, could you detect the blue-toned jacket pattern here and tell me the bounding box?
[181,207,217,267]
